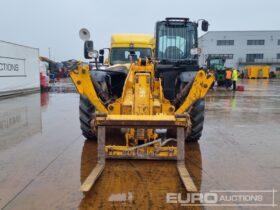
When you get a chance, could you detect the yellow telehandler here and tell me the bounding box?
[68,17,213,192]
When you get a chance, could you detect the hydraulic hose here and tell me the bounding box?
[91,78,112,106]
[172,78,194,109]
[124,138,177,152]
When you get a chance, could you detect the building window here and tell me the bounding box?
[276,67,280,71]
[217,40,234,46]
[277,54,280,59]
[246,54,263,62]
[247,40,265,45]
[278,40,280,45]
[208,54,234,59]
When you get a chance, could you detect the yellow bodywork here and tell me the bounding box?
[107,60,174,116]
[70,59,214,158]
[69,63,107,113]
[175,71,214,114]
[111,34,155,48]
[70,60,213,116]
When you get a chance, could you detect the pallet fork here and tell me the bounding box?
[80,115,197,192]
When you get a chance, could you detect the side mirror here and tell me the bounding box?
[201,20,209,32]
[84,41,94,59]
[98,49,104,64]
[99,49,104,55]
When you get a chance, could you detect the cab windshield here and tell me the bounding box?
[156,22,197,61]
[110,48,152,65]
[210,59,225,70]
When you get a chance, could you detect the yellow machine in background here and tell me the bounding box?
[111,34,154,49]
[246,65,270,79]
[100,34,154,67]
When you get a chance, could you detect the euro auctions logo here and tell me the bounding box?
[166,190,278,207]
[0,57,25,77]
[167,192,218,205]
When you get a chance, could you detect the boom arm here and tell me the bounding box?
[175,70,214,114]
[69,62,214,115]
[69,62,108,113]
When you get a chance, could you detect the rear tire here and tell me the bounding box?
[186,99,205,142]
[79,95,96,140]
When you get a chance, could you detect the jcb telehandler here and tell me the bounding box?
[68,17,213,192]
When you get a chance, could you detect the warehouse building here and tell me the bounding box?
[198,31,280,72]
[0,41,40,97]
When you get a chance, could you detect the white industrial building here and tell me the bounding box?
[198,31,280,72]
[0,41,40,97]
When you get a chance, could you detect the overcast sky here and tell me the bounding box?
[1,0,279,61]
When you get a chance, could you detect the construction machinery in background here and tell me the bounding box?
[206,55,226,86]
[69,17,214,192]
[101,34,154,66]
[88,34,154,70]
[245,65,270,79]
[39,56,69,82]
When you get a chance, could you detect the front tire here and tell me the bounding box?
[186,99,205,142]
[79,95,96,140]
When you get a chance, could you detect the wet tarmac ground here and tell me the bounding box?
[0,79,279,210]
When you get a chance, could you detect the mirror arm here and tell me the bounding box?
[95,58,98,70]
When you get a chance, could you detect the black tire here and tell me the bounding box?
[79,95,96,140]
[186,99,205,142]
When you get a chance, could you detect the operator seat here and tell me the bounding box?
[164,46,182,59]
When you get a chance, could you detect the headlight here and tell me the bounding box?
[88,50,99,59]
